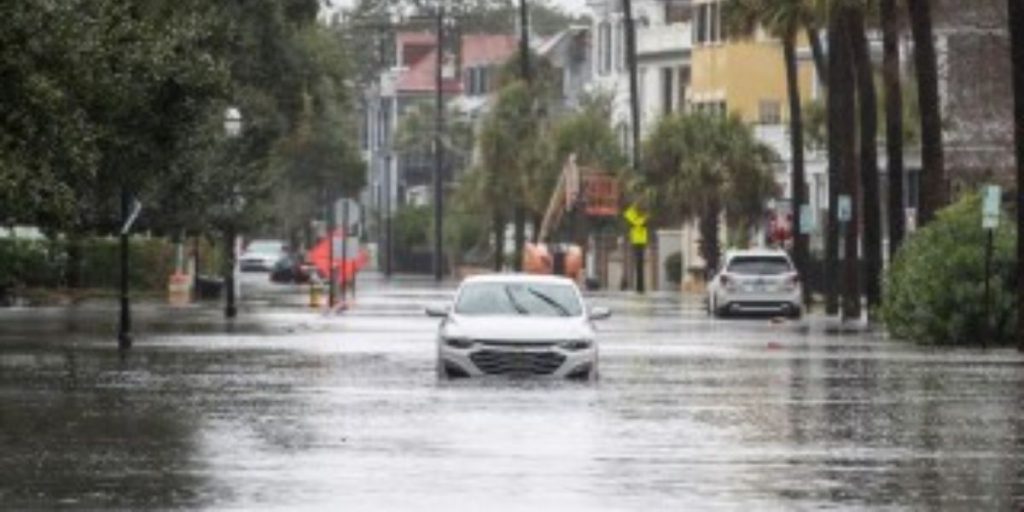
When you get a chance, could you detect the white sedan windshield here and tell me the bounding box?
[454,283,583,317]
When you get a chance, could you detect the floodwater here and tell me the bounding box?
[1,273,1022,510]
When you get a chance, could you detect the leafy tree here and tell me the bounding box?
[0,0,229,232]
[394,102,474,172]
[550,95,626,173]
[640,113,779,275]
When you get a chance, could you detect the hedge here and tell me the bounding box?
[881,193,1017,346]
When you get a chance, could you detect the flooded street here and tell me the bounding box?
[2,274,1023,511]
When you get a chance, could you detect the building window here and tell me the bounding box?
[665,0,692,25]
[463,66,492,96]
[694,1,723,45]
[638,66,647,125]
[599,22,612,75]
[614,22,625,71]
[661,67,675,116]
[758,100,782,125]
[695,100,727,117]
[678,66,691,108]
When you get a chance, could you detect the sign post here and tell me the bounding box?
[982,185,1001,347]
[837,194,852,321]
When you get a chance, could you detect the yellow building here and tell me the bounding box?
[687,0,819,124]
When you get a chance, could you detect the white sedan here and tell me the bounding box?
[706,249,803,319]
[426,274,610,380]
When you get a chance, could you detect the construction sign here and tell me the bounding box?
[630,225,648,246]
[624,205,648,246]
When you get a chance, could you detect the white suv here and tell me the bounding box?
[706,249,802,318]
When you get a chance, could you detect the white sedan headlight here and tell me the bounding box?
[442,336,474,349]
[558,339,593,351]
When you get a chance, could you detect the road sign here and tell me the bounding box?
[629,225,648,246]
[982,184,1001,229]
[624,205,647,226]
[121,199,142,235]
[799,204,814,235]
[334,198,362,234]
[837,195,852,223]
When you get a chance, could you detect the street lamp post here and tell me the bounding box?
[118,187,132,351]
[622,0,644,294]
[224,107,242,319]
[433,0,446,282]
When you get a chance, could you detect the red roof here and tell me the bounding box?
[396,33,519,94]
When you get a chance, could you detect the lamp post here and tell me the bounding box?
[117,187,132,351]
[224,107,242,319]
[433,0,446,282]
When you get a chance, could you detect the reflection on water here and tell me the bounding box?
[1,282,1023,510]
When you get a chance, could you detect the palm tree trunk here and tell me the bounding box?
[513,206,525,270]
[782,34,808,306]
[699,202,721,281]
[882,0,906,259]
[907,0,945,225]
[826,5,859,318]
[806,24,828,88]
[850,7,882,311]
[515,0,530,273]
[493,211,506,271]
[1008,0,1024,351]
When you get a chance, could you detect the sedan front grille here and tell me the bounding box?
[469,349,567,376]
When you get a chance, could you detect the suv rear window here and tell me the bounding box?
[727,256,792,275]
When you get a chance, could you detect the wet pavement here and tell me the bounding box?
[1,272,1023,510]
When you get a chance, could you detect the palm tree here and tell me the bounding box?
[848,5,882,310]
[907,0,944,225]
[641,113,778,276]
[882,0,906,259]
[723,0,816,304]
[825,2,859,318]
[1009,0,1024,351]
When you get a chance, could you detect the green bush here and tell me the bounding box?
[881,193,1017,345]
[77,238,176,291]
[0,237,178,292]
[0,240,63,290]
[393,205,431,252]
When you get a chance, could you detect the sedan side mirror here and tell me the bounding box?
[425,304,450,318]
[589,306,612,320]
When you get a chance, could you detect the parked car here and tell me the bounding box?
[706,249,802,319]
[239,239,287,272]
[425,274,610,380]
[269,254,319,284]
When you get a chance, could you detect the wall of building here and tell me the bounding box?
[690,41,815,124]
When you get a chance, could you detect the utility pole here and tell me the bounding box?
[384,154,393,278]
[433,0,445,282]
[623,0,644,293]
